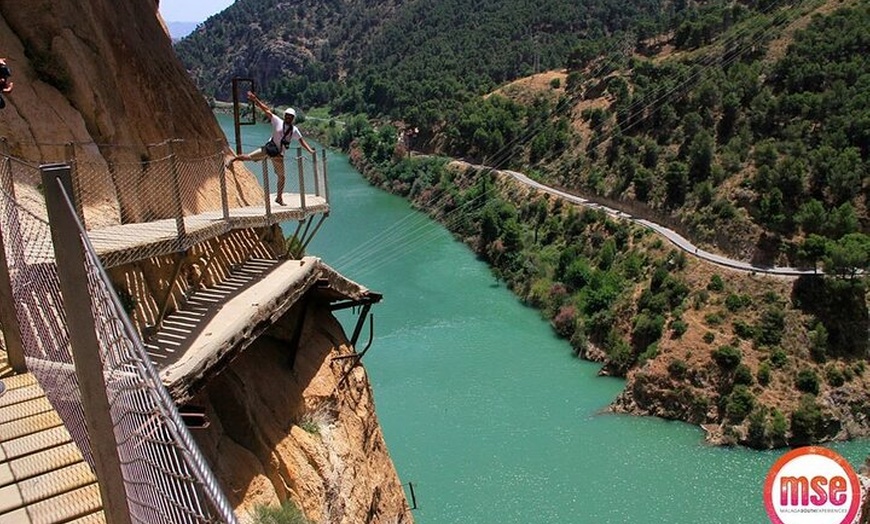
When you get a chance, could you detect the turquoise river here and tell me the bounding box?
[219,115,868,524]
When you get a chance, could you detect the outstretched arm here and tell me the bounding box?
[298,136,315,154]
[247,91,273,119]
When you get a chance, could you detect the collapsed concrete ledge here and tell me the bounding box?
[159,256,380,403]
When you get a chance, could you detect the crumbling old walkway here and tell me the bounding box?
[0,140,346,523]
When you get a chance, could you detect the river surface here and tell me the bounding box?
[220,115,868,523]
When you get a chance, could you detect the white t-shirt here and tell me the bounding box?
[269,114,302,154]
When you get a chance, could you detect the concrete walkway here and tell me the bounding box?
[499,168,819,277]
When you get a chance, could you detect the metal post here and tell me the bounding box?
[219,158,230,221]
[231,78,255,155]
[322,148,330,205]
[232,78,242,156]
[408,482,418,510]
[40,163,133,524]
[312,151,320,197]
[296,148,306,210]
[169,153,187,240]
[0,156,26,371]
[262,159,272,221]
[0,233,25,372]
[350,303,372,348]
[64,142,86,227]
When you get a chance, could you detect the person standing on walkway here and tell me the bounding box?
[227,91,315,205]
[0,58,14,109]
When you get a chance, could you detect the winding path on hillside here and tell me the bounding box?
[497,168,819,277]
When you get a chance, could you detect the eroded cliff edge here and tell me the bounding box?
[191,300,412,523]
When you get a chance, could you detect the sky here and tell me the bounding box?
[158,0,235,22]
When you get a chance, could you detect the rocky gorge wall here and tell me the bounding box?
[0,0,225,156]
[190,302,412,524]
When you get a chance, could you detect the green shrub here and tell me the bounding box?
[570,326,589,356]
[707,274,725,292]
[704,311,725,326]
[606,339,634,372]
[725,385,755,422]
[763,291,780,304]
[795,369,820,394]
[757,362,772,386]
[842,366,854,382]
[300,420,320,435]
[756,307,785,346]
[734,364,754,385]
[746,408,768,448]
[702,331,715,344]
[668,359,689,379]
[712,345,742,369]
[789,395,824,446]
[769,409,788,447]
[632,313,665,348]
[733,319,755,340]
[670,318,688,338]
[824,365,845,387]
[770,347,788,368]
[638,343,659,365]
[725,293,752,312]
[251,501,314,524]
[693,290,709,309]
[809,324,828,363]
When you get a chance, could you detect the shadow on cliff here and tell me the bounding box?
[792,276,869,358]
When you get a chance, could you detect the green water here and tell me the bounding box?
[220,115,868,523]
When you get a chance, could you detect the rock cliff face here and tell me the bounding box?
[191,302,412,524]
[0,2,411,522]
[0,0,223,157]
[0,0,263,228]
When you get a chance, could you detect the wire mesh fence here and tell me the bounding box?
[54,139,329,268]
[81,221,236,523]
[0,138,329,246]
[0,156,240,522]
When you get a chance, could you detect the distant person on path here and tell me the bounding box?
[227,91,314,205]
[0,58,13,109]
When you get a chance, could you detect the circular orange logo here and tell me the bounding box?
[763,446,862,524]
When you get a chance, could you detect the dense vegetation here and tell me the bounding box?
[175,0,668,127]
[542,1,870,266]
[301,0,869,448]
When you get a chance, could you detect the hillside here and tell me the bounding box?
[179,0,867,267]
[423,0,869,272]
[318,0,870,450]
[174,0,667,123]
[173,0,406,101]
[526,0,870,267]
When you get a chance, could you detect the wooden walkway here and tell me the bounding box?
[89,192,328,268]
[0,370,104,523]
